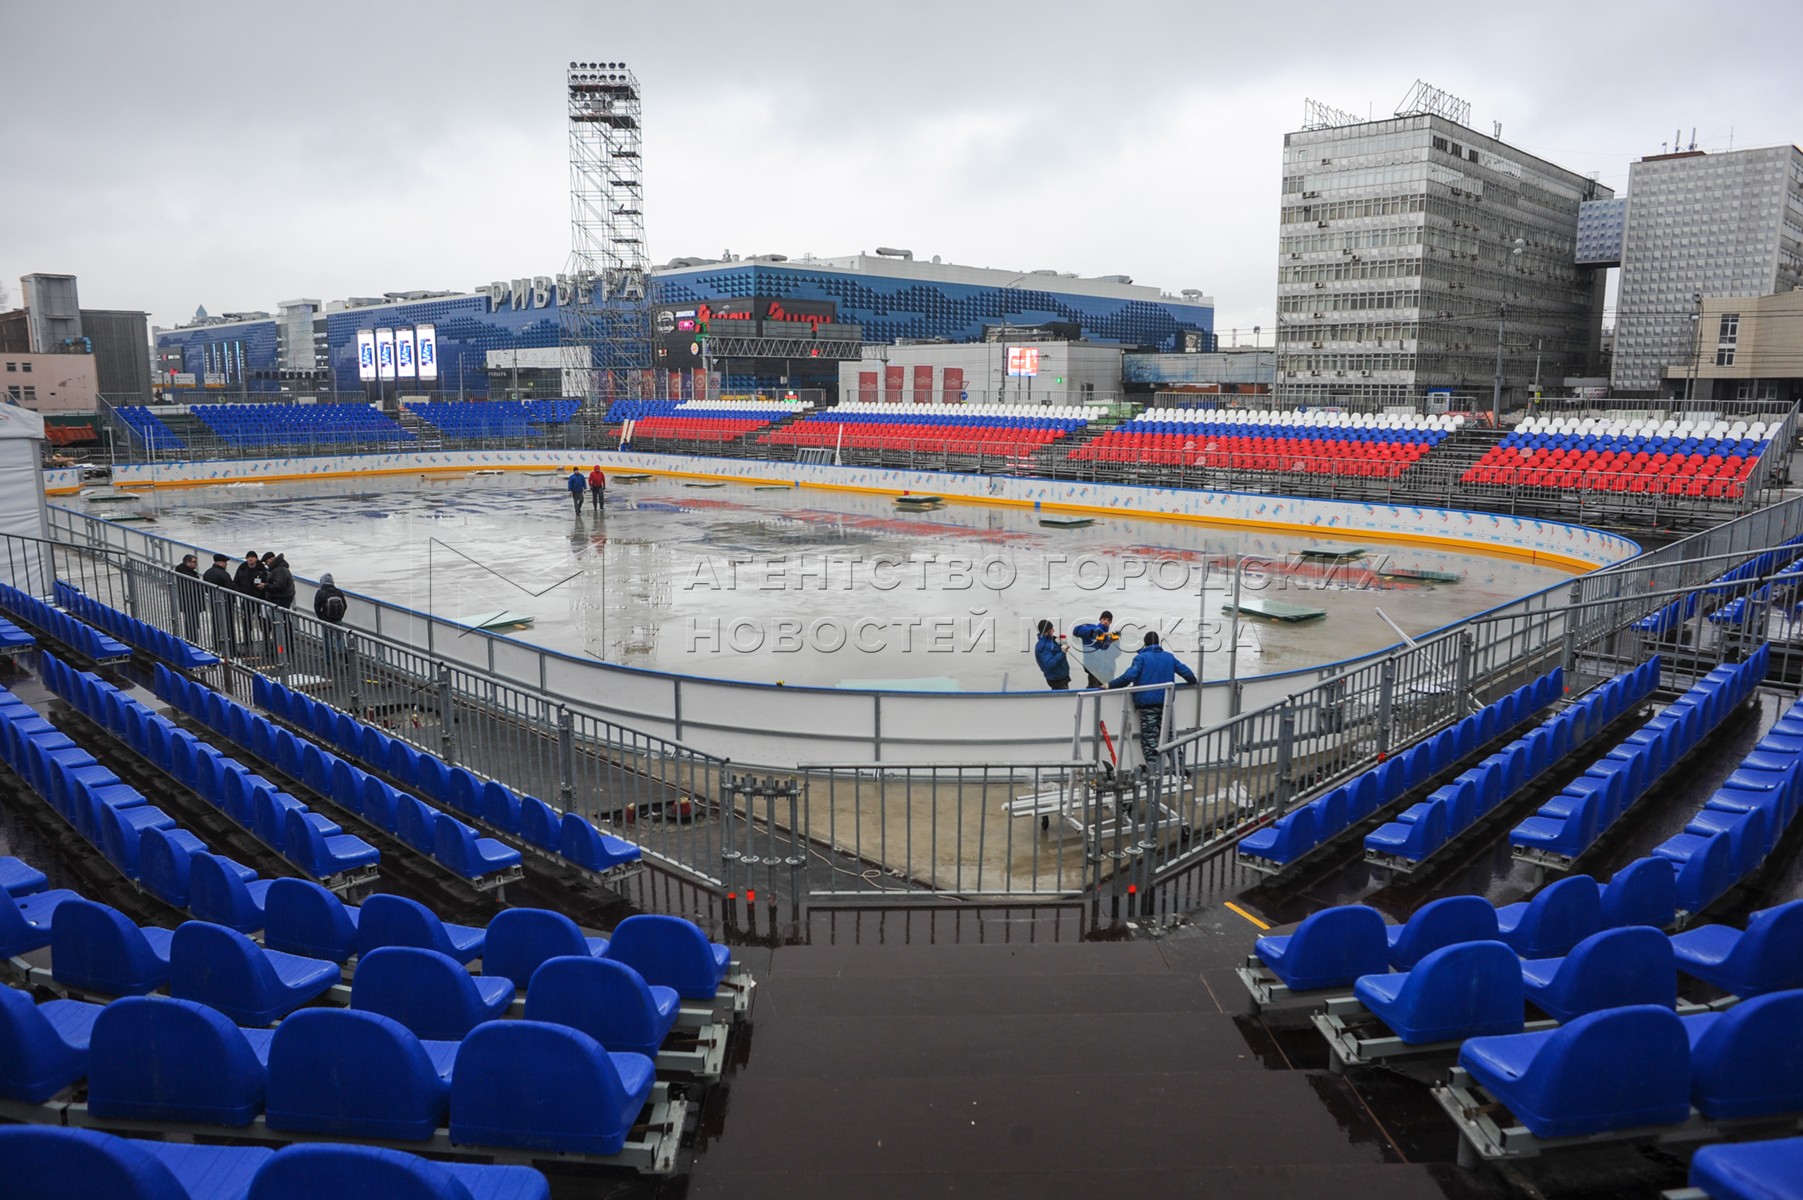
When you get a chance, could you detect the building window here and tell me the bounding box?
[1718,312,1740,344]
[6,386,20,401]
[1716,348,1736,366]
[19,361,30,373]
[21,387,34,402]
[4,362,13,372]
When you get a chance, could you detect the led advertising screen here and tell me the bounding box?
[396,328,417,379]
[356,330,377,381]
[375,329,396,381]
[1006,346,1041,377]
[415,323,438,380]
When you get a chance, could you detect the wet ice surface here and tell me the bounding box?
[127,472,1577,691]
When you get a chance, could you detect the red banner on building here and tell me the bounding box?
[884,365,904,404]
[858,371,879,404]
[942,367,964,404]
[911,365,935,404]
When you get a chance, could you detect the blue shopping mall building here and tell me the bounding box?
[153,254,1214,400]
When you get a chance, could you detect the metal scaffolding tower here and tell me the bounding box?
[562,60,650,408]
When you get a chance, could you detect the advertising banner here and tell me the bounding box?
[415,323,438,381]
[375,329,396,381]
[396,328,417,379]
[356,330,377,381]
[1006,346,1041,377]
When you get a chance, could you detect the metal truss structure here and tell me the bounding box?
[562,61,651,407]
[1394,80,1472,128]
[1302,98,1363,131]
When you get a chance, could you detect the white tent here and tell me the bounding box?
[0,405,51,594]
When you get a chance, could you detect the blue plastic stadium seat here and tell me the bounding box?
[558,813,642,873]
[187,853,275,933]
[1600,856,1678,930]
[414,754,452,808]
[331,759,370,814]
[518,796,563,852]
[356,893,486,964]
[138,827,209,909]
[0,986,102,1102]
[352,946,513,1041]
[0,1125,272,1200]
[1662,829,1737,916]
[602,914,733,1002]
[434,816,523,880]
[243,1142,552,1200]
[524,955,681,1061]
[1364,797,1448,862]
[396,796,442,856]
[482,907,607,990]
[1518,926,1677,1023]
[169,921,339,1027]
[1496,875,1603,959]
[1304,787,1350,840]
[1238,806,1315,865]
[1386,895,1501,970]
[360,778,404,833]
[1682,990,1803,1120]
[50,899,175,996]
[1,887,79,958]
[283,806,380,879]
[482,781,523,833]
[1345,771,1379,821]
[97,802,177,880]
[264,1009,458,1142]
[1689,1136,1803,1200]
[1682,807,1773,881]
[1355,940,1524,1045]
[387,739,422,789]
[1457,1005,1691,1139]
[0,855,47,898]
[87,995,273,1126]
[1510,790,1601,861]
[262,877,361,963]
[1670,898,1803,997]
[449,1020,655,1156]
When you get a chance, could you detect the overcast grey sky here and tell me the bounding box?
[3,0,1799,339]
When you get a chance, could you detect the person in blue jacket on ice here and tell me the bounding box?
[565,467,587,515]
[1071,610,1121,688]
[1109,631,1196,773]
[1034,620,1071,690]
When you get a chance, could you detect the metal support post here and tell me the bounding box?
[1377,655,1397,755]
[1274,707,1297,813]
[435,665,456,763]
[555,706,576,808]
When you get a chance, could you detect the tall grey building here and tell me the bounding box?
[1610,144,1803,394]
[1276,111,1609,410]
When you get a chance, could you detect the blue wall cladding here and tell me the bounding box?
[653,266,1213,352]
[157,321,282,394]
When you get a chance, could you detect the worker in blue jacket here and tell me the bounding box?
[1034,620,1071,690]
[1071,609,1121,688]
[1109,631,1197,774]
[565,467,587,515]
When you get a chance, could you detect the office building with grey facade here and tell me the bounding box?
[1603,144,1803,396]
[1276,111,1609,411]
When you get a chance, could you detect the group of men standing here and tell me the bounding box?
[171,549,347,658]
[1034,609,1198,774]
[566,465,606,515]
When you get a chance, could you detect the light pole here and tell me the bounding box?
[1684,293,1703,403]
[1491,303,1507,425]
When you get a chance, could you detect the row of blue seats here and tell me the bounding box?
[42,655,380,884]
[1499,432,1770,454]
[1688,1136,1803,1200]
[1261,871,1803,1008]
[0,580,130,663]
[115,405,187,450]
[1636,591,1701,634]
[0,685,254,934]
[1239,667,1565,868]
[1648,680,1803,911]
[1367,662,1662,865]
[188,404,413,448]
[1709,558,1803,625]
[1706,537,1803,597]
[1510,652,1766,862]
[155,670,520,884]
[1118,421,1446,444]
[1355,900,1803,1044]
[0,614,35,652]
[52,581,216,671]
[0,1127,550,1200]
[405,399,580,431]
[223,670,641,876]
[1454,998,1802,1141]
[3,987,654,1158]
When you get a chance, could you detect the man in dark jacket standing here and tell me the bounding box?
[1034,620,1071,690]
[566,468,587,515]
[264,553,296,656]
[172,554,204,642]
[1109,631,1197,774]
[314,572,349,661]
[202,553,235,653]
[234,551,267,651]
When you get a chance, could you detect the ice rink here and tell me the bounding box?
[123,472,1578,691]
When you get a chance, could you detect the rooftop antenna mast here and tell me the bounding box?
[1394,80,1472,128]
[562,61,651,414]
